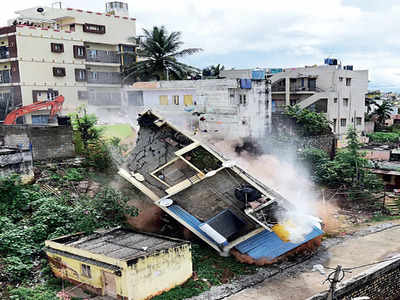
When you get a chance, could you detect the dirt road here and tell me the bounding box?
[227,224,400,300]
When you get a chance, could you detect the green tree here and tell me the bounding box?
[124,26,202,82]
[374,100,394,129]
[286,105,332,136]
[202,64,225,78]
[301,128,383,197]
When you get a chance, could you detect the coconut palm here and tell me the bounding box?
[123,26,202,82]
[202,64,225,78]
[375,100,394,129]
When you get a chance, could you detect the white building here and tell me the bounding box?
[0,2,136,124]
[221,62,368,139]
[125,79,269,139]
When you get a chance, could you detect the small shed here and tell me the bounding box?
[44,227,192,300]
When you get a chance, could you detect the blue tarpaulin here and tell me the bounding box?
[240,79,252,89]
[235,227,323,260]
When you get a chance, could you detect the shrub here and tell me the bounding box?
[367,132,400,143]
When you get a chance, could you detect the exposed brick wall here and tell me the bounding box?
[0,125,75,161]
[307,257,400,300]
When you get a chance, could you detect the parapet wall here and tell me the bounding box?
[307,257,400,300]
[0,125,75,161]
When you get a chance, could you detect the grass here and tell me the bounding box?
[98,124,135,141]
[369,215,400,222]
[152,243,258,300]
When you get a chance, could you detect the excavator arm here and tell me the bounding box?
[4,95,65,125]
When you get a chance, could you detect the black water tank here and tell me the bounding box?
[57,116,71,126]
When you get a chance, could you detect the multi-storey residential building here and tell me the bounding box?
[0,2,136,124]
[221,62,368,139]
[125,79,269,139]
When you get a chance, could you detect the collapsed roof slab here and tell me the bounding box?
[120,110,323,260]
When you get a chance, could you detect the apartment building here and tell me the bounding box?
[125,78,269,139]
[221,62,368,139]
[0,2,136,124]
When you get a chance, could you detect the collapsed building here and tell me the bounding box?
[120,110,323,263]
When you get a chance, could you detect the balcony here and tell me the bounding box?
[86,49,120,64]
[87,71,121,85]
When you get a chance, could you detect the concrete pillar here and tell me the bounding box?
[285,77,290,106]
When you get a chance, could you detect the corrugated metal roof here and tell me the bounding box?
[167,205,217,246]
[235,227,323,260]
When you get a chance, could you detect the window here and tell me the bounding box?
[53,67,66,77]
[32,115,49,124]
[339,77,343,82]
[346,78,351,86]
[81,264,91,278]
[184,95,193,106]
[356,117,362,126]
[51,43,64,53]
[334,98,338,103]
[340,118,347,127]
[83,23,106,34]
[239,94,247,105]
[89,72,98,80]
[75,69,87,82]
[173,95,179,105]
[343,98,349,107]
[78,90,88,100]
[73,45,86,59]
[333,119,337,132]
[70,24,75,32]
[159,95,168,105]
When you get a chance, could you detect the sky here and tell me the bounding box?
[2,0,400,92]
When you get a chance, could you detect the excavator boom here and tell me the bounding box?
[3,95,65,125]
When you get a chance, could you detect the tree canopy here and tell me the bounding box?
[123,26,202,82]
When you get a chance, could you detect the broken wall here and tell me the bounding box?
[307,257,400,300]
[0,125,75,161]
[0,148,33,178]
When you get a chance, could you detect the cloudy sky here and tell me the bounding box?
[2,0,399,91]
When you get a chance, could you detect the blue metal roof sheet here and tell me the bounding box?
[235,227,323,260]
[167,205,218,246]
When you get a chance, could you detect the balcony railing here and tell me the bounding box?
[87,72,121,85]
[86,50,120,64]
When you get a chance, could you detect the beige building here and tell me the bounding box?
[0,2,136,124]
[45,227,192,300]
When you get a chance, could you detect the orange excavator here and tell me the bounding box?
[4,95,65,125]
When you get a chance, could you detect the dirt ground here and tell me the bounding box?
[227,221,400,300]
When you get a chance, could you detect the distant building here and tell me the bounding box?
[45,227,192,300]
[0,2,136,124]
[221,62,369,140]
[125,78,268,138]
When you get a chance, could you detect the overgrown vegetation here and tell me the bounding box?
[300,127,383,199]
[367,132,400,143]
[152,244,258,300]
[0,170,137,298]
[286,105,332,136]
[70,107,127,171]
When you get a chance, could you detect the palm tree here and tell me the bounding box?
[123,26,202,82]
[374,100,394,129]
[202,64,225,78]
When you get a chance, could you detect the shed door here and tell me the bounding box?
[102,271,117,297]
